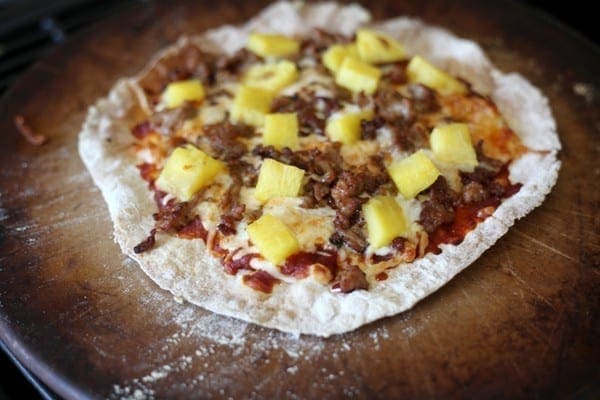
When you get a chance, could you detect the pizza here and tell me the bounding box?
[78,2,560,337]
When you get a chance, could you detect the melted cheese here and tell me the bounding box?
[132,33,522,290]
[340,140,380,166]
[279,67,335,99]
[263,197,335,251]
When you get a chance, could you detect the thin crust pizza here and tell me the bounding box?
[78,2,560,337]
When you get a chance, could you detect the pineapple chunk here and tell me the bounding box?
[406,55,466,95]
[255,159,305,203]
[247,214,300,265]
[363,195,408,249]
[155,144,225,201]
[263,113,299,150]
[325,110,372,145]
[335,57,381,95]
[356,29,406,64]
[430,123,478,169]
[388,150,440,199]
[322,44,359,73]
[243,60,298,93]
[161,79,205,109]
[230,85,274,127]
[247,33,300,58]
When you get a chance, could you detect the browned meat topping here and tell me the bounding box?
[139,44,216,95]
[331,171,367,225]
[214,48,262,82]
[153,201,193,232]
[327,157,391,252]
[461,141,504,185]
[462,181,488,204]
[331,263,369,293]
[419,176,460,233]
[133,229,157,254]
[300,29,351,57]
[408,83,439,113]
[374,87,415,125]
[217,203,245,236]
[382,61,408,85]
[150,103,197,136]
[360,117,384,140]
[202,121,253,161]
[330,225,368,253]
[391,121,430,152]
[271,90,341,136]
[253,142,343,179]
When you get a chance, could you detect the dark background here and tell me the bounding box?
[524,0,597,43]
[0,1,596,399]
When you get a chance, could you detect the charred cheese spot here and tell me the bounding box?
[441,94,524,161]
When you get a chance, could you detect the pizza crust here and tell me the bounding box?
[78,2,560,337]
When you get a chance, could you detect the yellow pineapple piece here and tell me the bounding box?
[363,195,408,248]
[335,57,381,95]
[155,144,225,201]
[322,43,359,73]
[243,60,298,93]
[230,85,274,127]
[161,79,205,109]
[356,29,406,64]
[388,150,440,199]
[406,55,466,95]
[430,123,478,170]
[263,113,299,150]
[254,158,305,203]
[325,110,372,145]
[246,33,300,58]
[247,214,300,265]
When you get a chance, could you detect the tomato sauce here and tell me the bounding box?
[178,216,209,241]
[224,253,258,275]
[243,270,280,294]
[131,120,153,139]
[427,164,522,253]
[280,248,338,278]
[137,162,159,186]
[375,272,389,281]
[426,198,501,254]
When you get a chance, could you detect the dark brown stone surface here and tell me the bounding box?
[0,1,598,398]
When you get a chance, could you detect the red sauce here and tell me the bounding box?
[243,270,280,294]
[131,121,153,139]
[211,240,229,259]
[504,181,522,197]
[427,162,523,254]
[426,197,501,254]
[372,253,393,263]
[137,163,159,186]
[170,136,189,148]
[224,253,258,275]
[375,272,388,281]
[178,216,208,241]
[281,248,338,278]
